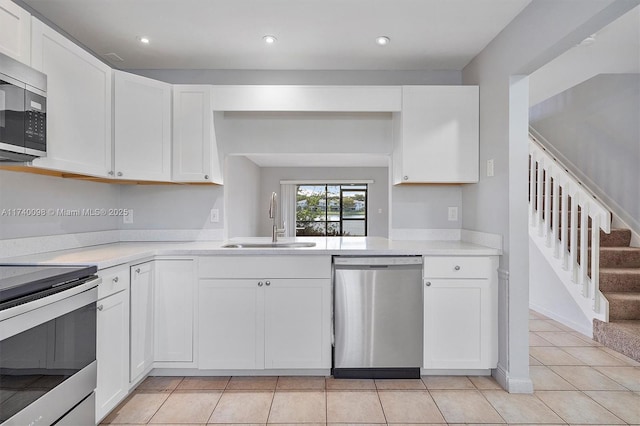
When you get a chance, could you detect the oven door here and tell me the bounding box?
[0,281,98,425]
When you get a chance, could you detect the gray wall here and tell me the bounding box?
[224,156,262,238]
[461,0,637,392]
[119,184,224,231]
[0,170,120,239]
[258,167,389,238]
[391,186,461,230]
[530,73,640,233]
[129,69,462,86]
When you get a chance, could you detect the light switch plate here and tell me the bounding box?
[210,208,219,223]
[448,207,458,221]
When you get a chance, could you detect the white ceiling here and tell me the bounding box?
[20,0,531,70]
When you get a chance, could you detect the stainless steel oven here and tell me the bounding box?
[0,52,47,162]
[0,265,99,425]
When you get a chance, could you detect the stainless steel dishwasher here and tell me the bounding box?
[333,256,423,379]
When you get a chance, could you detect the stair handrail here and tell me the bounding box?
[529,131,611,318]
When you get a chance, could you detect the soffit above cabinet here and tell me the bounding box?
[18,0,531,70]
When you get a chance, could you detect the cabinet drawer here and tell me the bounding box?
[423,256,493,279]
[199,256,331,279]
[97,265,130,299]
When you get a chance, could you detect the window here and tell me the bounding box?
[295,184,367,236]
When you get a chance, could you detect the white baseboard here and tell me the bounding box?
[529,302,593,337]
[494,364,534,394]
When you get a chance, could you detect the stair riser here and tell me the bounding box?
[599,272,640,292]
[566,229,631,248]
[607,297,640,321]
[599,250,640,268]
[593,319,640,362]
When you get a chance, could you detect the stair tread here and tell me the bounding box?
[601,267,640,273]
[608,320,640,334]
[599,247,640,252]
[603,292,640,299]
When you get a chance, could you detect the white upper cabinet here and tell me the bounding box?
[393,86,479,184]
[0,0,31,64]
[30,18,112,177]
[172,85,223,184]
[114,71,171,181]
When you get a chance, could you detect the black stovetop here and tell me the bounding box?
[0,264,97,305]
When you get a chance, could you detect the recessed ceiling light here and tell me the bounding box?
[375,36,390,46]
[137,36,150,44]
[263,35,277,44]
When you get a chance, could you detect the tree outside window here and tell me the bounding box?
[295,184,367,236]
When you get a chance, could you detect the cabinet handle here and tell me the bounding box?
[204,175,209,180]
[425,281,431,287]
[135,268,141,273]
[97,304,104,311]
[113,276,119,283]
[403,175,409,181]
[108,171,114,176]
[454,265,461,271]
[265,281,271,286]
[258,281,263,287]
[117,172,123,177]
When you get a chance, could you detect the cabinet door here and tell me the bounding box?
[172,86,222,183]
[114,71,171,181]
[30,18,112,177]
[423,278,493,369]
[96,290,129,423]
[198,279,263,369]
[154,259,194,362]
[394,86,479,184]
[0,0,30,64]
[264,279,331,369]
[130,262,154,383]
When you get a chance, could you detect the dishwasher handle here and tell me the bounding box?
[333,256,422,267]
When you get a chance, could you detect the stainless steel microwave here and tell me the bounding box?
[0,52,47,162]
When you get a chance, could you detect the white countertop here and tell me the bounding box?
[1,237,501,270]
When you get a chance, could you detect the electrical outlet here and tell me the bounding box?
[448,207,458,221]
[123,209,133,224]
[486,159,495,177]
[210,208,219,223]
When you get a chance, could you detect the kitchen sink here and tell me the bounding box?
[222,242,316,248]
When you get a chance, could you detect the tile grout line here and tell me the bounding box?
[374,383,388,425]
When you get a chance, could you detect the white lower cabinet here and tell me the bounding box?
[423,256,498,370]
[129,261,154,384]
[197,255,332,371]
[95,265,130,423]
[154,259,195,362]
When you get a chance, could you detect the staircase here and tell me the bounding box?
[529,134,640,362]
[593,228,640,361]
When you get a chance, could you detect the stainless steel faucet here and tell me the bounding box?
[269,192,285,242]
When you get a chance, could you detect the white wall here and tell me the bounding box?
[529,6,640,106]
[529,239,592,335]
[0,170,120,239]
[391,186,461,231]
[129,69,462,86]
[118,184,224,232]
[257,167,389,238]
[461,0,638,392]
[224,156,262,238]
[216,111,392,156]
[530,73,640,234]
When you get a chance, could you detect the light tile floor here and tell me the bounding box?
[102,310,640,425]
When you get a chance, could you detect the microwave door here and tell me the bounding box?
[0,79,25,154]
